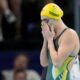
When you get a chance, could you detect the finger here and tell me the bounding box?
[42,30,45,36]
[41,27,46,34]
[42,31,48,39]
[41,31,44,35]
[43,23,49,32]
[44,30,49,37]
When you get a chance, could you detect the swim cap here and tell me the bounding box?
[41,3,63,20]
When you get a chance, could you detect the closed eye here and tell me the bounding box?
[42,19,49,23]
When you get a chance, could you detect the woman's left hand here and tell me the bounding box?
[42,22,54,41]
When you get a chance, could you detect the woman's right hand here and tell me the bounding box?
[41,21,48,41]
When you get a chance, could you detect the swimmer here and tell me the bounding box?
[40,3,80,80]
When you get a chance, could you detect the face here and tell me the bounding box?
[14,55,28,69]
[41,16,56,34]
[15,72,26,80]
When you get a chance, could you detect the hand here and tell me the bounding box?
[41,21,47,40]
[41,21,54,41]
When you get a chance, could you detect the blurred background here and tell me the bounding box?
[0,0,80,80]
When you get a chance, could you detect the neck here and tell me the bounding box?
[54,20,67,38]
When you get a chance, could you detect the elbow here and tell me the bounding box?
[55,64,61,68]
[52,60,61,68]
[40,62,48,67]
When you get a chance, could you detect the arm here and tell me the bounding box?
[40,37,48,67]
[48,31,78,68]
[40,22,49,67]
[42,23,79,68]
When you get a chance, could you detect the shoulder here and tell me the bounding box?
[62,28,78,38]
[58,28,79,51]
[65,28,79,44]
[59,28,79,43]
[65,28,78,37]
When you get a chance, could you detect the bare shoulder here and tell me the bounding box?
[59,28,79,44]
[62,28,79,40]
[66,28,78,37]
[59,28,79,56]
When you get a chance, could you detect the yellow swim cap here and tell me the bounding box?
[41,3,63,20]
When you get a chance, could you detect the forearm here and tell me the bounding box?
[48,40,59,67]
[40,40,48,67]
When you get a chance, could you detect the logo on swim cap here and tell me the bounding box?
[49,11,59,17]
